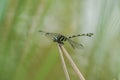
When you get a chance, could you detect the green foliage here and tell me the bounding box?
[0,0,120,80]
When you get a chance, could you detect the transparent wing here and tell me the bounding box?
[45,33,59,41]
[39,30,59,41]
[67,38,84,49]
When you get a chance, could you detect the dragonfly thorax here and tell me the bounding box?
[52,34,67,44]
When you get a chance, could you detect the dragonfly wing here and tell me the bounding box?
[39,31,59,41]
[67,38,84,49]
[45,33,58,41]
[39,30,55,40]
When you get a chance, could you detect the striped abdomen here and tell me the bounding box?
[68,33,93,38]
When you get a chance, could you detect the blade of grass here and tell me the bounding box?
[57,44,70,80]
[58,44,85,80]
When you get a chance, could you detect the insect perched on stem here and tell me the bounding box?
[39,30,93,49]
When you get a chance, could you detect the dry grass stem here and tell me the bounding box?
[57,44,70,80]
[57,44,85,80]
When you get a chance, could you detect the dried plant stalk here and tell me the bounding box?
[57,44,85,80]
[57,44,70,80]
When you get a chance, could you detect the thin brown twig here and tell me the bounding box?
[57,44,70,80]
[58,44,85,80]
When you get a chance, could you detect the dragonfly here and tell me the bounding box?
[39,30,93,49]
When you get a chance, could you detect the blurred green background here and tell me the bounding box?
[0,0,120,80]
